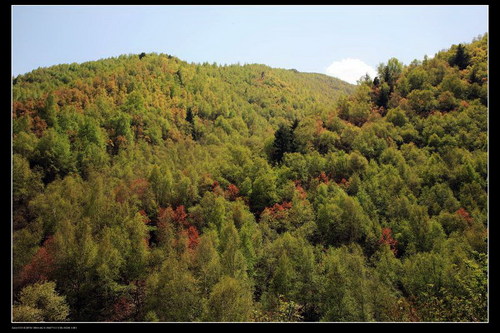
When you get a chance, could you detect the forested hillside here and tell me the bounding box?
[12,34,487,322]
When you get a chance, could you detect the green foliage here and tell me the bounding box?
[219,220,248,279]
[250,170,279,213]
[378,57,404,91]
[271,122,298,163]
[252,295,304,322]
[449,44,470,70]
[145,256,202,321]
[12,35,487,322]
[13,281,70,322]
[204,276,253,322]
[32,128,75,182]
[386,107,408,127]
[41,93,58,127]
[320,245,383,321]
[316,190,369,246]
[408,89,437,115]
[193,232,223,296]
[13,154,43,205]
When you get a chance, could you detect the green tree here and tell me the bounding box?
[449,44,470,70]
[32,128,75,183]
[316,193,368,246]
[12,154,43,229]
[145,256,202,321]
[407,89,437,115]
[250,172,278,213]
[204,276,253,322]
[193,231,223,296]
[271,123,297,163]
[378,58,404,91]
[320,245,374,321]
[13,281,70,322]
[41,94,58,127]
[148,165,173,207]
[219,220,248,279]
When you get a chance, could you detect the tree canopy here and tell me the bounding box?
[12,34,488,322]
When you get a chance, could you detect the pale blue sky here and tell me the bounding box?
[12,5,488,83]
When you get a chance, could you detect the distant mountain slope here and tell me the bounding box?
[13,54,354,132]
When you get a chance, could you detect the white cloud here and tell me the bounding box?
[325,58,377,84]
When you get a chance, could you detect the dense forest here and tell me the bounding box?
[12,34,487,322]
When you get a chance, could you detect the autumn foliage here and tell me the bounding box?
[11,34,488,322]
[109,297,134,322]
[456,208,473,225]
[379,228,398,255]
[187,226,200,249]
[318,172,329,184]
[263,201,293,220]
[18,237,55,288]
[226,184,240,201]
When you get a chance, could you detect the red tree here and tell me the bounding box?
[379,227,398,255]
[339,178,350,189]
[18,236,55,288]
[295,183,307,199]
[456,208,473,225]
[173,206,188,226]
[108,296,134,322]
[264,201,293,220]
[130,178,149,197]
[212,181,225,196]
[226,184,240,201]
[158,205,189,231]
[187,226,200,249]
[319,172,329,184]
